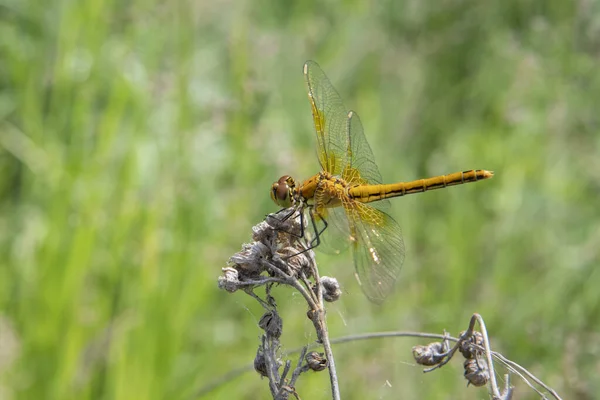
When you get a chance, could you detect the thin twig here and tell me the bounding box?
[472,314,502,399]
[304,246,340,400]
[263,335,281,397]
[194,330,561,400]
[492,352,562,400]
[275,360,292,399]
[288,346,309,388]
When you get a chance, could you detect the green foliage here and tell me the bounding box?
[1,0,599,398]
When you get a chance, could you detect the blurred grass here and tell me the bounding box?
[1,0,599,399]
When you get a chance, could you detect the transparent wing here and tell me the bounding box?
[304,62,387,185]
[309,205,350,255]
[304,61,402,303]
[304,61,350,175]
[344,110,384,185]
[344,110,390,209]
[344,200,405,304]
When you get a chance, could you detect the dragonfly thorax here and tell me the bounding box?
[270,175,298,208]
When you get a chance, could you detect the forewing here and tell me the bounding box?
[345,201,405,304]
[304,61,350,175]
[344,110,384,185]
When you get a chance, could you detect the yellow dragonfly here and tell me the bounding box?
[271,61,493,303]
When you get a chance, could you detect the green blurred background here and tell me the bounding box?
[1,0,599,399]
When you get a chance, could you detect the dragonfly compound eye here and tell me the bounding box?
[270,175,294,207]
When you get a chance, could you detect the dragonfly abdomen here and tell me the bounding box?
[349,169,494,203]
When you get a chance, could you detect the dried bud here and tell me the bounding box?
[464,358,489,387]
[459,330,484,359]
[278,247,311,276]
[305,352,328,371]
[306,309,317,323]
[412,342,446,366]
[254,349,268,377]
[229,242,269,277]
[252,220,277,243]
[264,210,303,245]
[320,276,341,302]
[258,311,283,338]
[218,267,240,293]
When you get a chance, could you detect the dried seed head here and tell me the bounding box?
[267,210,303,235]
[320,276,341,302]
[252,220,277,243]
[264,210,304,248]
[459,330,484,359]
[412,342,446,366]
[464,358,489,387]
[258,311,283,339]
[278,246,311,277]
[228,242,270,278]
[305,352,328,372]
[254,349,268,378]
[217,267,240,293]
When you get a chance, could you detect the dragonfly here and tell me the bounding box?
[270,61,493,304]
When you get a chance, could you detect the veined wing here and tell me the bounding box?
[344,110,384,186]
[304,61,350,176]
[344,200,405,304]
[309,203,351,255]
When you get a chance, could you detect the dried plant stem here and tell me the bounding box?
[472,314,503,399]
[219,210,342,399]
[196,325,562,400]
[311,307,340,400]
[305,251,340,400]
[264,255,341,399]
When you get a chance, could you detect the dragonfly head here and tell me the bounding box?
[271,175,297,208]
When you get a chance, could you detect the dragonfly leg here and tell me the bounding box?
[287,208,328,258]
[307,208,328,249]
[278,208,329,260]
[266,207,304,239]
[266,202,331,261]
